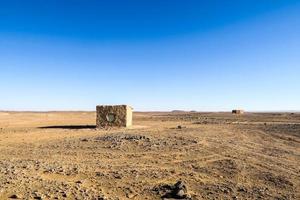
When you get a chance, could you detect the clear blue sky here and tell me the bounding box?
[0,0,299,111]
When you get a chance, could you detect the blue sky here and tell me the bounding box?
[0,0,299,111]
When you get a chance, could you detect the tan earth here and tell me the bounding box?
[0,111,299,200]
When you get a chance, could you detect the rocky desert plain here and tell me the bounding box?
[0,111,299,200]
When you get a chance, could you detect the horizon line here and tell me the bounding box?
[0,109,299,113]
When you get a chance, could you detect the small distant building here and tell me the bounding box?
[232,109,245,114]
[96,105,133,128]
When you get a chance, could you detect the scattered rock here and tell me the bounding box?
[258,172,293,189]
[177,125,187,129]
[154,181,191,199]
[61,192,67,198]
[126,192,136,199]
[95,133,150,142]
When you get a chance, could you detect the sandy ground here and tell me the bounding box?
[0,111,299,200]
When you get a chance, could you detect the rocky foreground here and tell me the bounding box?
[0,112,299,199]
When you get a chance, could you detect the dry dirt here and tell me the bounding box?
[0,111,299,200]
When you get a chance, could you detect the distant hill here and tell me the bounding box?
[171,110,186,113]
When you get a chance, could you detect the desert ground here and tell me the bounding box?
[0,111,299,200]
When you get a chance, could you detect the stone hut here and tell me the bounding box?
[96,105,133,128]
[232,109,245,114]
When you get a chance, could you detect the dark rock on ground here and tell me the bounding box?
[154,181,191,199]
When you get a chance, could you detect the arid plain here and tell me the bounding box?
[0,111,299,199]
